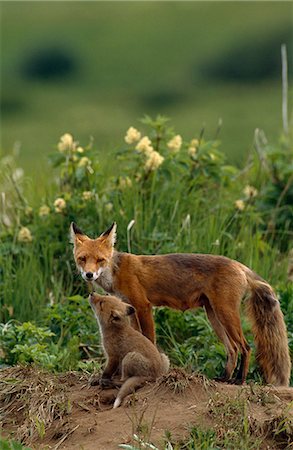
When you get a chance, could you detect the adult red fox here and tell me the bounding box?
[71,222,291,386]
[89,292,169,408]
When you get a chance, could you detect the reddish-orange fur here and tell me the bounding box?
[71,222,291,386]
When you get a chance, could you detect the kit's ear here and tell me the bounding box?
[70,222,89,244]
[126,305,136,316]
[99,222,117,247]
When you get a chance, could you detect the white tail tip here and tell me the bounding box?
[113,397,122,409]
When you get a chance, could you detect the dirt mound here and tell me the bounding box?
[1,366,292,449]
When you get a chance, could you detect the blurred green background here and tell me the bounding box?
[1,1,292,176]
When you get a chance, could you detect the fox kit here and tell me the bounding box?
[89,292,169,408]
[71,222,291,386]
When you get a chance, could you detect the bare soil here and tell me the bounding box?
[1,366,292,450]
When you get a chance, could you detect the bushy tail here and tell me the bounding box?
[113,376,148,409]
[246,274,291,386]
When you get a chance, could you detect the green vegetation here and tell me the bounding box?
[0,115,292,386]
[0,438,31,450]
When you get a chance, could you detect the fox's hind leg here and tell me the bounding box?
[211,300,251,384]
[204,300,238,382]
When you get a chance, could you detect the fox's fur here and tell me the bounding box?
[89,292,169,408]
[71,222,291,386]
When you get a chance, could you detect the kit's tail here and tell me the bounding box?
[113,376,148,409]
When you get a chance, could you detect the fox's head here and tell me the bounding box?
[70,222,116,282]
[89,293,135,327]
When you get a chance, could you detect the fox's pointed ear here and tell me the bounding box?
[70,222,88,244]
[100,222,117,247]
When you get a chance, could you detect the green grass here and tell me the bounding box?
[1,2,292,177]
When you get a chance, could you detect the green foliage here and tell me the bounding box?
[0,438,31,450]
[0,321,56,368]
[0,296,101,372]
[253,134,293,251]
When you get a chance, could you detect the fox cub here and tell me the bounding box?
[89,293,169,408]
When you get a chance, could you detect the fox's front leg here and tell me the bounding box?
[135,302,156,344]
[100,356,119,388]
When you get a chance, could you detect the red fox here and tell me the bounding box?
[71,222,291,386]
[89,292,169,408]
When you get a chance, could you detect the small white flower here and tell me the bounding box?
[125,127,141,144]
[243,185,258,198]
[167,135,182,153]
[54,198,66,213]
[76,146,84,153]
[39,205,50,217]
[144,151,164,171]
[18,227,33,243]
[235,199,245,211]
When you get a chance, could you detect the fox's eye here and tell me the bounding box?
[97,258,105,264]
[79,256,86,263]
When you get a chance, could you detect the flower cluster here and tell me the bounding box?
[234,185,258,211]
[54,198,66,213]
[167,134,182,153]
[125,127,165,172]
[124,127,141,144]
[18,227,33,243]
[188,139,199,157]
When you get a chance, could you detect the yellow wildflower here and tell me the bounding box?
[54,198,66,213]
[78,156,91,167]
[77,146,84,153]
[125,127,141,145]
[235,199,245,211]
[39,205,50,217]
[188,139,199,157]
[135,136,154,155]
[190,139,199,147]
[145,151,164,171]
[243,185,258,198]
[82,191,94,201]
[58,133,75,153]
[167,135,182,153]
[188,146,197,157]
[18,227,33,243]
